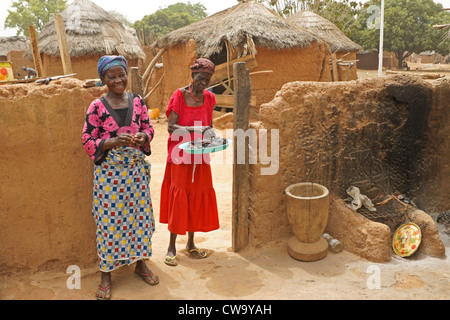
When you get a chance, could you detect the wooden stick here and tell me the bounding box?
[144,73,165,101]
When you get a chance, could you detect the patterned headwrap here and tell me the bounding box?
[97,55,128,79]
[190,58,215,75]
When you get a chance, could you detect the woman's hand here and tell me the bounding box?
[113,133,135,147]
[131,132,148,147]
[203,126,216,140]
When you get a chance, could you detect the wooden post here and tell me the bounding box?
[232,62,251,252]
[54,14,73,75]
[331,53,338,82]
[28,24,43,77]
[129,67,143,97]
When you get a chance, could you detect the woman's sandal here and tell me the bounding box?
[96,285,111,300]
[164,255,178,266]
[187,247,207,259]
[135,270,160,286]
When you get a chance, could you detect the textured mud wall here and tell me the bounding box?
[250,43,329,110]
[248,75,449,247]
[0,79,106,273]
[41,55,140,80]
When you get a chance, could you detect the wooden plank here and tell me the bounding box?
[28,24,43,77]
[54,14,73,75]
[232,62,251,252]
[210,55,257,85]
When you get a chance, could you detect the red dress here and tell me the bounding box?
[159,89,219,235]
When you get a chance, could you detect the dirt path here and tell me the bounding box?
[0,120,448,301]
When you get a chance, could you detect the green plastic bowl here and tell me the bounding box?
[180,139,232,154]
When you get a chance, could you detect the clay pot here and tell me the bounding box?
[285,182,330,243]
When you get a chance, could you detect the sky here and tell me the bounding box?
[0,0,449,37]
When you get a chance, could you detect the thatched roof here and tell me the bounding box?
[35,0,145,59]
[288,10,362,53]
[0,36,30,56]
[154,1,320,58]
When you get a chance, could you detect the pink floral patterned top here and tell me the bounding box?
[82,93,155,165]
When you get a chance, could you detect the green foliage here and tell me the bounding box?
[5,0,68,36]
[132,2,208,44]
[352,0,450,66]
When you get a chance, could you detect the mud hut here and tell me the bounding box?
[0,36,33,78]
[0,36,29,61]
[32,0,145,79]
[149,1,329,111]
[288,10,362,81]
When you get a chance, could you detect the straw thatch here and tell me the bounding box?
[34,0,145,59]
[0,36,30,56]
[288,10,362,53]
[154,1,320,58]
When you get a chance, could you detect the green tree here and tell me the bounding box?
[352,0,450,68]
[5,0,68,36]
[132,2,208,44]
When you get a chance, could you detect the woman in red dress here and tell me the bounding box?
[160,58,219,266]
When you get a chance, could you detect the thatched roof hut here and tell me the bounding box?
[149,1,330,111]
[38,0,144,59]
[0,36,30,58]
[287,10,362,53]
[288,10,361,80]
[154,1,319,58]
[32,0,145,79]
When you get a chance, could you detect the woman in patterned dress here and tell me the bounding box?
[82,55,159,300]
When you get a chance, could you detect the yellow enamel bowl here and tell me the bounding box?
[148,108,160,119]
[392,223,422,257]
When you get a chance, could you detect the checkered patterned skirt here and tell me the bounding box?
[92,147,155,272]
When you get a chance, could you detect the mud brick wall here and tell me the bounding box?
[0,79,107,273]
[249,75,450,246]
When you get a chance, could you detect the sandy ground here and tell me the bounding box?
[1,118,449,301]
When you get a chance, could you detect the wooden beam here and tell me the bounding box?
[54,14,73,75]
[28,24,43,77]
[210,54,257,85]
[232,62,252,252]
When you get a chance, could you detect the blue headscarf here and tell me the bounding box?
[97,55,128,79]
